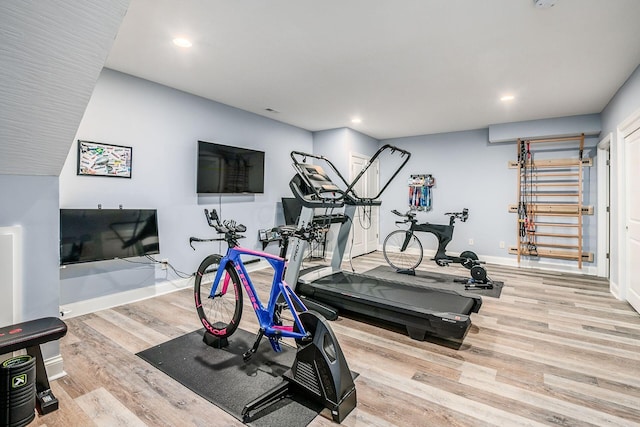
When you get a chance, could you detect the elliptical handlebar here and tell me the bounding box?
[290,144,411,207]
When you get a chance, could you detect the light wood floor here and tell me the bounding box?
[32,252,640,426]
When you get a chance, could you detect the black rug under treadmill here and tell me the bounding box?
[136,328,323,426]
[364,265,503,298]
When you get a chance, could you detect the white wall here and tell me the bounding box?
[59,69,313,305]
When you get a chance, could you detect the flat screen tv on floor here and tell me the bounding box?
[197,140,265,194]
[60,209,160,265]
[282,197,303,226]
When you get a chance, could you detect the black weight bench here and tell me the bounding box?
[0,317,67,415]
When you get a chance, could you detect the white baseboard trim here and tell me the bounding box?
[45,354,66,381]
[508,257,598,276]
[60,259,270,319]
[610,280,622,300]
[377,245,599,276]
[60,277,193,319]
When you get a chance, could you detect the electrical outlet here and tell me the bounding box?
[468,238,474,245]
[161,258,169,270]
[499,241,505,248]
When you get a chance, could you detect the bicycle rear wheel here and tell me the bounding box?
[383,230,423,271]
[195,255,243,338]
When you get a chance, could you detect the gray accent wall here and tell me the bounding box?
[381,129,517,259]
[59,69,313,304]
[0,175,61,359]
[312,127,379,186]
[381,126,599,269]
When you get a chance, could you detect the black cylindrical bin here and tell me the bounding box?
[1,355,36,427]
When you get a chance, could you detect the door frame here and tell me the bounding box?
[615,107,640,303]
[596,133,611,278]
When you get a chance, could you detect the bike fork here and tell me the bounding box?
[401,230,413,252]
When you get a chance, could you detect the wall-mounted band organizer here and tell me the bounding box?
[508,134,593,268]
[408,174,435,211]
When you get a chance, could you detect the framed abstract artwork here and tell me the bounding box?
[77,140,132,178]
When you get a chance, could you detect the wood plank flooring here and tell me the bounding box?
[31,252,640,426]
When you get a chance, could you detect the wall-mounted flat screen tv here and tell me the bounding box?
[197,140,265,194]
[60,209,160,265]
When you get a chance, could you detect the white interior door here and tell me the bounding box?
[625,126,640,313]
[349,153,379,257]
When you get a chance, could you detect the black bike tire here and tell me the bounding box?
[383,230,423,271]
[194,255,243,338]
[460,250,479,260]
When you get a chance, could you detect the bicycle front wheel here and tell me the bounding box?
[194,255,243,338]
[383,230,423,271]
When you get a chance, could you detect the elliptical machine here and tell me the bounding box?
[383,208,493,289]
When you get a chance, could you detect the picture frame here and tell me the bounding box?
[77,140,132,178]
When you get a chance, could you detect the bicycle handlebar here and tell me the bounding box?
[390,208,469,224]
[204,208,247,234]
[190,209,247,249]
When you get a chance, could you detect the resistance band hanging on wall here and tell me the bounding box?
[518,140,537,256]
[408,174,435,211]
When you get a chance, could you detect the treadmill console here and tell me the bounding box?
[300,164,341,193]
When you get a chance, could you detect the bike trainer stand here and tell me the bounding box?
[241,311,357,423]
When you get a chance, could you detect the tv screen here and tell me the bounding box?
[197,141,265,194]
[60,209,160,265]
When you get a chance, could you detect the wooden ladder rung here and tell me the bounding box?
[508,204,594,215]
[523,183,580,187]
[533,242,580,249]
[509,158,592,168]
[527,193,580,197]
[526,231,579,238]
[510,247,593,262]
[525,172,580,178]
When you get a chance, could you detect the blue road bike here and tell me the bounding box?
[189,208,357,422]
[191,209,311,359]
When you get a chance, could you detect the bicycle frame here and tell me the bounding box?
[403,222,454,261]
[208,245,309,341]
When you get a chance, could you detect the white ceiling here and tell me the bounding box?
[107,0,640,140]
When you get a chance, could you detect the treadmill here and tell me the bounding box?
[283,145,482,342]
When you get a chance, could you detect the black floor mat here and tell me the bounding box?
[363,265,504,298]
[136,328,323,426]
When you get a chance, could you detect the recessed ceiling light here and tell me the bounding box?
[172,38,192,48]
[500,95,515,102]
[351,118,362,124]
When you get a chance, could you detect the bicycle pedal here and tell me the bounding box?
[242,350,254,362]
